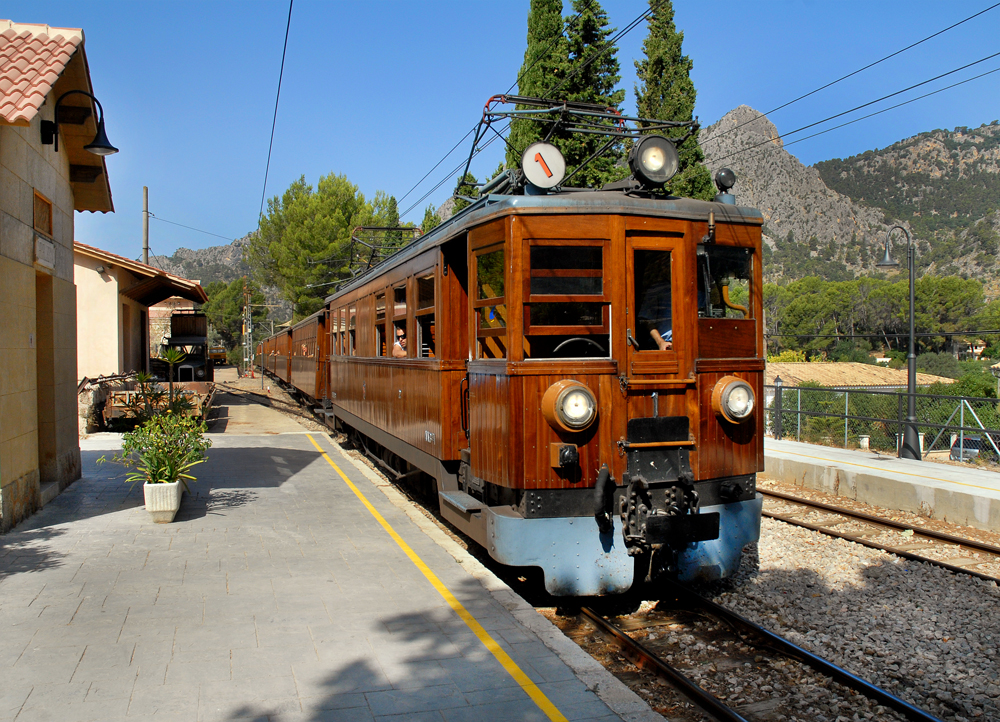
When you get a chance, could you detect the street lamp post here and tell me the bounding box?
[876,225,921,460]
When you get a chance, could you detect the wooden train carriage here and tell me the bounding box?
[290,310,329,402]
[316,191,765,595]
[274,328,292,383]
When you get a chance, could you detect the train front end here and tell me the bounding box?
[460,173,764,597]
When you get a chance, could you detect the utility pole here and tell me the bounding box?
[142,186,149,265]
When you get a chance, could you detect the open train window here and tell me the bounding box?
[416,271,435,358]
[348,305,356,356]
[474,247,506,359]
[697,246,753,319]
[392,285,407,358]
[634,249,673,352]
[523,242,610,359]
[375,292,386,356]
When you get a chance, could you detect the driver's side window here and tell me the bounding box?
[523,241,610,359]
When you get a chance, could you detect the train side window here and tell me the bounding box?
[697,246,753,319]
[348,305,356,356]
[474,248,506,359]
[414,272,436,358]
[375,292,387,356]
[634,250,673,352]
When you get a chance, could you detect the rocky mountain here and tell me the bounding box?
[700,106,900,283]
[814,122,1000,278]
[149,234,252,286]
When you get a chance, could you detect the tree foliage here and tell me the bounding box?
[765,274,989,359]
[633,0,713,200]
[421,204,441,233]
[507,0,568,169]
[246,174,396,321]
[202,278,268,351]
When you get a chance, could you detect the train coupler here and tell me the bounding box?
[619,473,720,558]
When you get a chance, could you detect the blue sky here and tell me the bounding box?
[10,1,1000,260]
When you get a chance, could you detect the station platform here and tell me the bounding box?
[764,438,1000,533]
[0,387,657,722]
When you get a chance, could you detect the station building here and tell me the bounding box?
[0,21,114,530]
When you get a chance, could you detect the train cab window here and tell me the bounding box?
[375,293,387,356]
[697,246,753,319]
[348,305,357,356]
[474,248,506,359]
[416,272,436,358]
[391,285,408,358]
[634,250,674,352]
[524,243,610,359]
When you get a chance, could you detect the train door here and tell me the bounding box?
[623,233,694,440]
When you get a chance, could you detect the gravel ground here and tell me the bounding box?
[702,522,1000,721]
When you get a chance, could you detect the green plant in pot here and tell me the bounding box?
[100,413,212,523]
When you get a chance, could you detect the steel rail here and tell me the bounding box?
[762,490,1000,583]
[578,607,749,722]
[666,583,944,722]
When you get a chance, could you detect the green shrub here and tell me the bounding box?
[101,413,212,491]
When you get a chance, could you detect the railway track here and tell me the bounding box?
[577,583,943,722]
[761,489,1000,582]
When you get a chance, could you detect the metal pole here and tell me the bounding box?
[844,391,849,448]
[902,233,921,460]
[774,384,784,441]
[142,186,149,265]
[797,389,801,441]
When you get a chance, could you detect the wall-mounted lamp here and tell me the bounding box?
[40,90,118,156]
[95,265,106,274]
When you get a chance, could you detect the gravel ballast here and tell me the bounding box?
[706,519,1000,721]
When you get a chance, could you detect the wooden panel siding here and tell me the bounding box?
[469,368,514,487]
[694,370,761,479]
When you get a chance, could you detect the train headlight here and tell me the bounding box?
[542,380,597,433]
[629,135,679,188]
[711,376,755,424]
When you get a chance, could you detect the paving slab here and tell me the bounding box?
[0,393,657,722]
[764,437,1000,531]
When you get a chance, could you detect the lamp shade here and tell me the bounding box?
[83,119,118,156]
[876,243,898,269]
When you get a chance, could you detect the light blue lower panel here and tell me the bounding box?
[486,507,634,596]
[676,493,763,583]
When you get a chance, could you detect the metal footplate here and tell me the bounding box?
[645,511,720,545]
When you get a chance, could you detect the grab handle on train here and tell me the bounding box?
[594,464,614,534]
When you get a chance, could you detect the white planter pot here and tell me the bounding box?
[143,481,182,523]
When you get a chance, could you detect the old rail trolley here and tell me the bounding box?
[259,97,764,596]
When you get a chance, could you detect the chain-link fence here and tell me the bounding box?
[765,385,1000,460]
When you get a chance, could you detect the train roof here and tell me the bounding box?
[326,191,763,303]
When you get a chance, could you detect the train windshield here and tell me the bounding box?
[697,246,753,319]
[523,243,610,359]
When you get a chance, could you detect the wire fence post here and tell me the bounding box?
[844,391,849,448]
[797,389,801,441]
[897,392,905,454]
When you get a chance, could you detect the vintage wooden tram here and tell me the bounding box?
[260,100,765,596]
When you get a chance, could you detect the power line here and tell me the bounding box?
[766,331,1000,339]
[712,49,1000,165]
[148,214,234,242]
[704,2,1000,147]
[258,0,294,224]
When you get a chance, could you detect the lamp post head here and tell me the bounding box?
[876,243,899,269]
[774,375,783,389]
[83,118,118,156]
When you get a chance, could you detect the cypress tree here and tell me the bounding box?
[560,0,626,187]
[507,0,568,170]
[634,0,713,200]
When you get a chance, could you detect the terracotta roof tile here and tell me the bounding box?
[0,20,83,125]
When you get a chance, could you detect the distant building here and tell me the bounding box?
[0,21,114,530]
[74,242,206,380]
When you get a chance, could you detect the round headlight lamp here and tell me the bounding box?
[196,368,205,379]
[711,376,755,424]
[542,380,597,433]
[629,135,679,188]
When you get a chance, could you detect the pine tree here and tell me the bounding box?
[634,0,713,200]
[560,0,626,187]
[507,0,568,170]
[421,204,441,234]
[452,173,479,214]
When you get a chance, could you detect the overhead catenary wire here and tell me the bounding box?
[711,49,1000,165]
[148,214,235,242]
[703,1,1000,147]
[257,0,294,224]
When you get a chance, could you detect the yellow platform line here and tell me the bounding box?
[775,449,1000,493]
[306,434,568,722]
